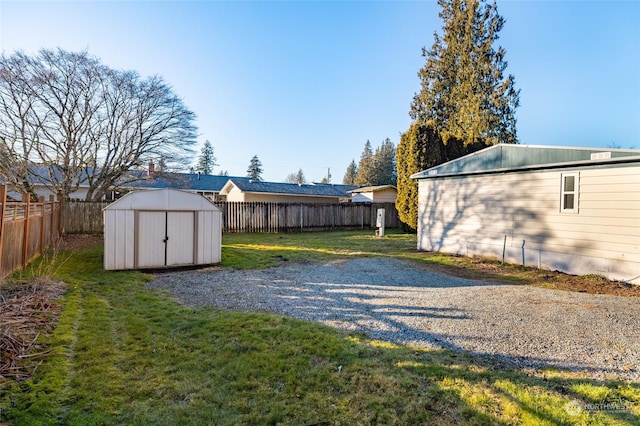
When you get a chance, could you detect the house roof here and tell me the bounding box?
[348,185,397,194]
[411,144,640,180]
[221,179,358,198]
[0,163,250,193]
[121,172,251,192]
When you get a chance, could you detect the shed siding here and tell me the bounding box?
[103,210,135,270]
[417,165,640,283]
[196,210,222,264]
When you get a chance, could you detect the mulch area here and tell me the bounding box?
[0,279,66,383]
[534,271,640,297]
[430,256,640,298]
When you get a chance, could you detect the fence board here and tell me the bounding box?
[0,186,61,280]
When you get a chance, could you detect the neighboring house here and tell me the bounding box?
[1,162,250,202]
[411,144,640,284]
[220,180,358,203]
[349,185,397,203]
[2,161,358,204]
[1,164,94,200]
[120,170,252,202]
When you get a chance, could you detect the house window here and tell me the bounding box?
[561,172,579,213]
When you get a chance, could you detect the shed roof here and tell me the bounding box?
[103,188,221,211]
[348,185,397,194]
[221,180,358,198]
[411,144,640,179]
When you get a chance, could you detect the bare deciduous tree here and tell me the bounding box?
[0,48,197,201]
[285,168,306,184]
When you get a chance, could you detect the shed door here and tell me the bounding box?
[137,211,195,268]
[166,212,195,266]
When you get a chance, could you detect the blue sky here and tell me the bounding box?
[1,1,638,182]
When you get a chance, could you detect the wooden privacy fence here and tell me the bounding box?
[63,200,400,234]
[0,185,61,279]
[218,202,399,232]
[64,200,109,234]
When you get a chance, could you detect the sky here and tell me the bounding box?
[0,0,638,183]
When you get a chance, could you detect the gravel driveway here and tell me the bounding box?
[148,257,640,382]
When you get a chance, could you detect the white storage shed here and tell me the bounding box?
[103,188,222,270]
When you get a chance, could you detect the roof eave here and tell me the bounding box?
[412,155,640,180]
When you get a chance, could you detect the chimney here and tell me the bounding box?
[148,160,155,176]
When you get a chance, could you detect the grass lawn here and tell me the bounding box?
[1,229,638,425]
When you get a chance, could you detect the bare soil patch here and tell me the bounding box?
[421,254,640,297]
[56,233,103,251]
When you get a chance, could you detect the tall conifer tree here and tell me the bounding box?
[247,155,263,181]
[410,0,519,145]
[196,140,216,175]
[398,0,519,230]
[354,140,374,186]
[371,138,396,185]
[343,160,358,185]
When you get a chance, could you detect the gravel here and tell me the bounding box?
[147,257,640,382]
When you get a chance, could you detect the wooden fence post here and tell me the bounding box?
[49,195,55,245]
[0,185,6,274]
[39,196,46,253]
[22,193,30,268]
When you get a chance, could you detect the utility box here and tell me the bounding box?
[375,208,385,237]
[103,188,222,270]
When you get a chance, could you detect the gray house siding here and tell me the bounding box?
[417,163,640,283]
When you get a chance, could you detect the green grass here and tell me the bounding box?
[220,229,416,269]
[1,230,639,425]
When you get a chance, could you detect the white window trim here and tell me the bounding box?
[560,172,580,213]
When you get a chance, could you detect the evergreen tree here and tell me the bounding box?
[354,140,374,186]
[196,140,216,175]
[343,160,358,185]
[396,122,435,232]
[410,0,519,145]
[396,121,485,231]
[371,138,396,185]
[246,155,263,181]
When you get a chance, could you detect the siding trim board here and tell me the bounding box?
[413,145,640,284]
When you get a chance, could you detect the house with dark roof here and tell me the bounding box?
[3,161,358,204]
[1,161,250,202]
[119,170,252,202]
[411,144,640,283]
[219,179,358,203]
